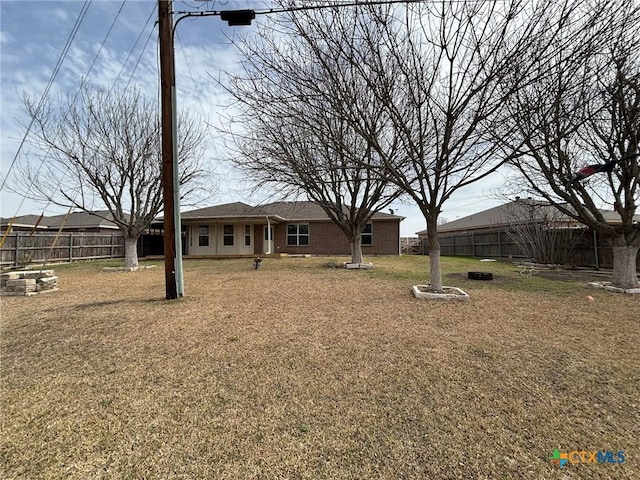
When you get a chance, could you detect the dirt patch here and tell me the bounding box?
[533,268,614,283]
[445,271,511,284]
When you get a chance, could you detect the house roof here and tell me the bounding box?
[417,200,639,235]
[1,210,120,231]
[45,210,120,230]
[180,201,405,223]
[180,202,287,222]
[0,214,48,230]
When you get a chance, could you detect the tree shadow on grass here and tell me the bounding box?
[72,298,170,310]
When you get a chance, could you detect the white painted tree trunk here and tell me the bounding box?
[426,217,443,292]
[611,237,639,289]
[124,236,139,269]
[350,235,364,264]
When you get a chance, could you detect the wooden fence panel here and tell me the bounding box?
[0,232,125,268]
[421,228,639,270]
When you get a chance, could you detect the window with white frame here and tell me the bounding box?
[244,225,251,246]
[287,224,309,246]
[361,223,373,245]
[223,224,234,246]
[198,225,209,247]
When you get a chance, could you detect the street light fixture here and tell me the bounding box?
[221,9,256,26]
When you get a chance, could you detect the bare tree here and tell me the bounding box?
[503,199,585,265]
[333,0,584,292]
[495,2,640,288]
[223,4,403,264]
[14,84,211,268]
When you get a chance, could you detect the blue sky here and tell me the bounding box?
[0,0,505,236]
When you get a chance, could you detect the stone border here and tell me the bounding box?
[345,262,374,270]
[412,285,470,301]
[588,281,640,295]
[101,265,158,272]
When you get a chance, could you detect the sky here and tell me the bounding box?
[0,0,507,237]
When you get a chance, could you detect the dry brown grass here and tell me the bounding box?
[1,256,638,479]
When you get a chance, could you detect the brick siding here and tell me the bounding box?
[260,220,400,256]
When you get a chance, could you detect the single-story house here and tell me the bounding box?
[178,201,404,257]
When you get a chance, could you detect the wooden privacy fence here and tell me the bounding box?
[0,232,125,268]
[421,228,640,270]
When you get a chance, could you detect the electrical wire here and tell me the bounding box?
[0,1,92,192]
[108,2,157,97]
[6,0,126,223]
[174,30,242,205]
[120,4,158,93]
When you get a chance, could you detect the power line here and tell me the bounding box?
[109,2,157,97]
[7,0,128,220]
[174,0,493,19]
[123,15,157,93]
[78,0,127,91]
[0,1,92,192]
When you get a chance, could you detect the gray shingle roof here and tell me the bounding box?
[0,214,48,229]
[1,210,120,230]
[181,202,283,220]
[45,210,121,229]
[181,201,404,222]
[418,200,639,235]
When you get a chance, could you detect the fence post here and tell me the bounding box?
[14,233,20,267]
[69,233,74,262]
[498,230,502,258]
[472,232,475,257]
[593,229,599,270]
[110,234,115,258]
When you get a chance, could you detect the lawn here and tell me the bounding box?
[1,256,638,479]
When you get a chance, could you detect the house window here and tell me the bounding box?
[223,224,234,246]
[245,225,251,246]
[198,225,209,247]
[362,223,373,245]
[287,224,309,246]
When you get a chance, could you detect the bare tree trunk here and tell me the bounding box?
[124,235,139,269]
[611,235,639,289]
[350,235,364,264]
[426,216,443,292]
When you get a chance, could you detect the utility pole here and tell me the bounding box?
[157,2,254,300]
[158,0,178,300]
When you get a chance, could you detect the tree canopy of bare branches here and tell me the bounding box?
[224,4,404,264]
[324,0,581,290]
[494,0,640,288]
[14,84,211,267]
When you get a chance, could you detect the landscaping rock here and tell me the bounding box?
[0,270,58,296]
[412,285,470,301]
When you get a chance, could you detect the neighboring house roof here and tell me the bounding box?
[181,201,405,223]
[0,214,48,230]
[1,210,121,231]
[599,209,640,225]
[45,210,121,230]
[417,200,639,235]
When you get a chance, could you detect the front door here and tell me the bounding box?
[263,226,274,254]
